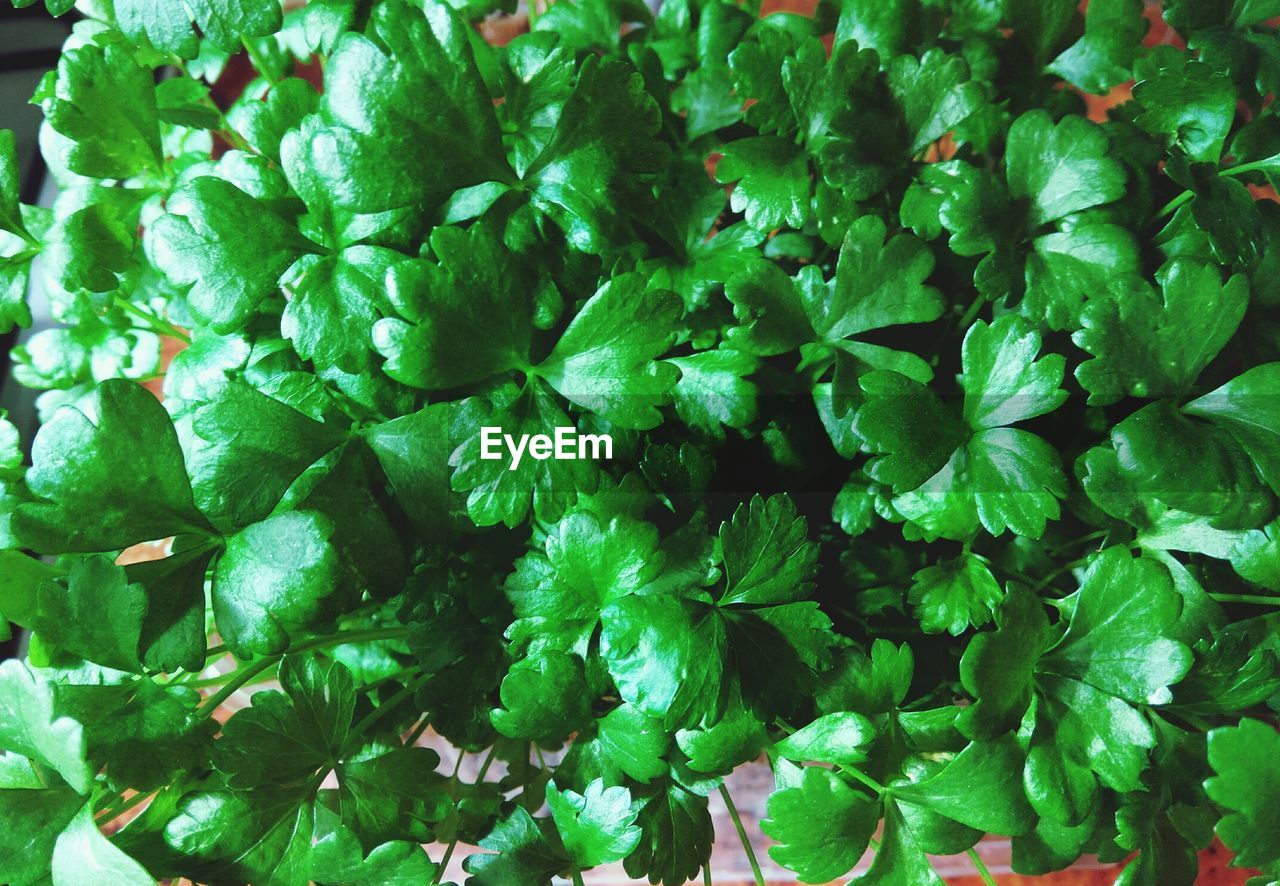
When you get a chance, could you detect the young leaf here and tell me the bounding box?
[15,379,211,552]
[762,766,878,883]
[719,493,818,606]
[546,779,644,868]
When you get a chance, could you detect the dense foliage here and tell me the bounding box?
[2,0,1280,882]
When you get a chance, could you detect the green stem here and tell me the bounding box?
[718,784,764,886]
[844,766,888,795]
[404,717,430,746]
[194,627,409,716]
[96,788,155,825]
[703,863,713,886]
[347,674,425,742]
[967,847,998,886]
[113,296,191,343]
[571,870,586,886]
[242,38,280,86]
[1154,189,1193,221]
[1209,593,1280,606]
[1222,156,1278,177]
[957,291,986,330]
[196,655,279,716]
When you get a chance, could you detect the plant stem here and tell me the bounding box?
[1222,156,1279,177]
[718,784,764,886]
[404,717,430,746]
[1154,189,1193,221]
[113,296,191,343]
[843,766,888,795]
[96,788,155,825]
[242,38,279,86]
[957,292,986,330]
[703,863,713,886]
[196,655,279,716]
[967,847,998,886]
[571,870,586,886]
[1209,593,1280,606]
[348,674,425,742]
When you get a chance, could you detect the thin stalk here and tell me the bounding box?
[571,870,586,886]
[967,847,998,886]
[1154,189,1193,221]
[404,717,430,746]
[843,766,887,795]
[347,675,425,742]
[1209,593,1280,606]
[113,296,191,343]
[96,788,155,825]
[718,784,764,886]
[703,864,713,886]
[196,655,278,716]
[1222,156,1279,177]
[242,38,280,86]
[957,291,986,330]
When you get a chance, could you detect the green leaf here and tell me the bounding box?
[185,379,347,531]
[51,802,153,885]
[539,273,681,430]
[449,383,600,528]
[216,655,355,786]
[0,130,30,240]
[309,0,510,213]
[1047,0,1147,93]
[491,651,591,742]
[1041,546,1193,705]
[546,778,643,868]
[37,555,147,673]
[161,786,315,884]
[716,135,810,231]
[151,177,312,333]
[337,746,449,847]
[113,0,199,57]
[34,42,162,179]
[1134,55,1236,163]
[848,802,944,886]
[1004,111,1126,228]
[373,223,531,390]
[718,493,818,606]
[1075,262,1249,405]
[888,49,986,153]
[506,509,662,656]
[666,348,759,440]
[596,703,670,783]
[211,511,349,657]
[522,55,666,252]
[854,371,966,494]
[724,261,813,357]
[187,0,284,53]
[0,778,82,886]
[909,554,1003,636]
[464,806,569,886]
[308,805,438,886]
[1186,362,1280,493]
[600,594,727,729]
[15,379,211,553]
[0,659,92,793]
[1205,718,1280,873]
[822,215,943,346]
[773,712,875,766]
[961,315,1068,430]
[622,783,713,886]
[958,583,1053,740]
[762,766,878,883]
[893,736,1034,835]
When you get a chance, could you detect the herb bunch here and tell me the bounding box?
[2,0,1280,883]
